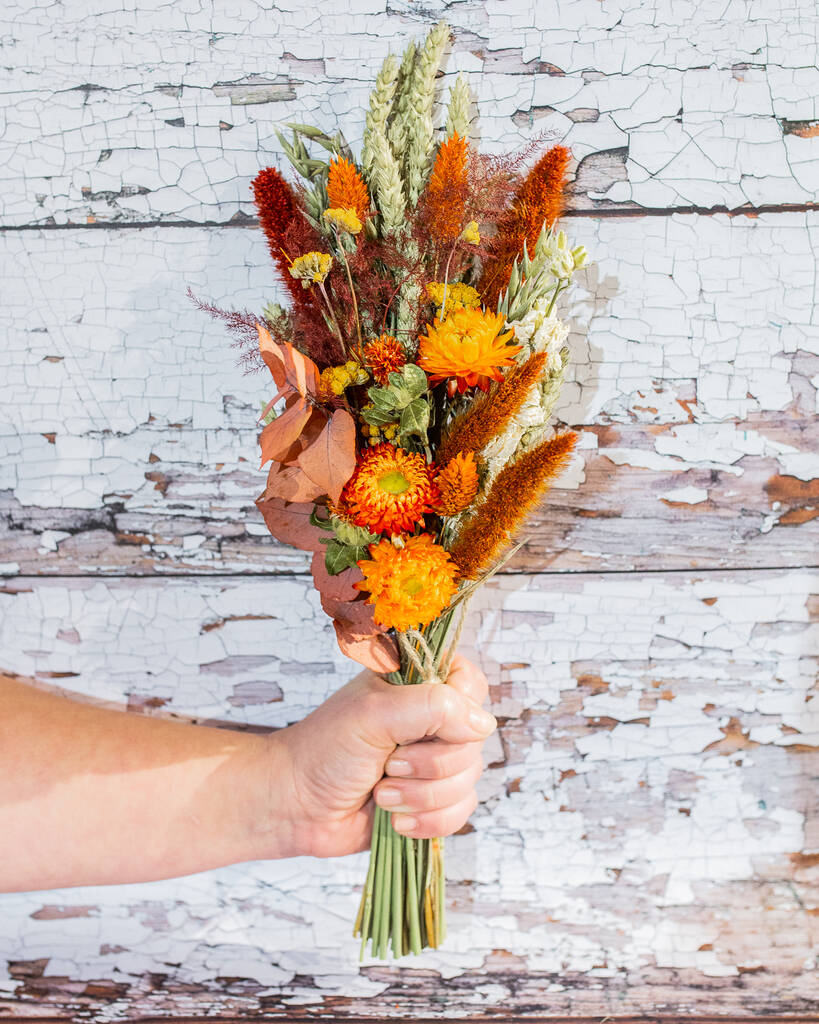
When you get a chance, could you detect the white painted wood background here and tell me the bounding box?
[1,0,817,1018]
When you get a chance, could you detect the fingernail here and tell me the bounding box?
[393,814,417,833]
[385,758,411,776]
[469,707,497,734]
[377,787,402,807]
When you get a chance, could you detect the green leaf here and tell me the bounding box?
[285,122,326,138]
[324,540,361,576]
[332,518,378,547]
[389,363,427,397]
[361,405,397,427]
[368,386,397,411]
[399,396,430,443]
[310,507,334,531]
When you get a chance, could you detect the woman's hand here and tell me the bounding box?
[269,654,495,859]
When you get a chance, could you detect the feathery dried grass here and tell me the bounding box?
[449,430,577,579]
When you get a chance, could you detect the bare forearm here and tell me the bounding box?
[0,677,293,892]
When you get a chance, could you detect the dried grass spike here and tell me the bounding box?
[438,351,548,466]
[449,430,577,580]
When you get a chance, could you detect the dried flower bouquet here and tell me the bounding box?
[195,20,589,959]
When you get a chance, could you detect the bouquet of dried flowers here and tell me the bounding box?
[194,20,589,959]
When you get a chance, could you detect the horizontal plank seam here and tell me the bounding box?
[2,201,819,233]
[1,1017,816,1024]
[3,564,818,582]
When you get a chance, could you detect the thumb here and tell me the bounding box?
[360,677,496,750]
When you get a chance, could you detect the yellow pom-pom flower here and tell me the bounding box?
[355,534,459,631]
[289,251,332,287]
[323,207,363,235]
[341,443,439,535]
[460,220,480,245]
[418,307,522,392]
[425,281,481,317]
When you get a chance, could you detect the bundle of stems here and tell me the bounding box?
[354,607,459,958]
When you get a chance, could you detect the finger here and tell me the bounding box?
[374,760,482,814]
[391,790,480,840]
[445,653,489,706]
[361,677,496,749]
[385,738,483,780]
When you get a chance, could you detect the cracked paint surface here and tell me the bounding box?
[1,0,818,1016]
[1,1,819,224]
[1,214,816,574]
[0,570,816,1017]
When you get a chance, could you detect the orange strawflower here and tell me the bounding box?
[450,431,577,580]
[435,451,479,515]
[418,307,522,393]
[479,144,571,308]
[327,156,370,223]
[425,131,468,241]
[364,334,406,386]
[355,534,459,631]
[341,443,439,535]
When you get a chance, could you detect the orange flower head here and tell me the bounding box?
[418,307,522,393]
[341,443,439,535]
[435,450,479,515]
[364,334,406,386]
[327,156,370,222]
[354,534,459,632]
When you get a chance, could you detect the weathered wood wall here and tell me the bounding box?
[0,0,817,1019]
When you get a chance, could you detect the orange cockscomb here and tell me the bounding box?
[418,307,522,393]
[341,443,439,535]
[364,334,406,386]
[435,451,479,516]
[355,534,459,632]
[327,156,370,223]
[425,131,468,241]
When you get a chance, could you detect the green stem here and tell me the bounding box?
[317,280,347,355]
[391,829,403,958]
[378,812,393,960]
[357,808,380,959]
[370,808,386,957]
[545,279,567,317]
[333,229,364,355]
[405,837,422,955]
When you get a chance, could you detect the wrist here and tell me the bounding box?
[240,727,306,862]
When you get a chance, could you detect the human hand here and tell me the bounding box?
[266,654,495,859]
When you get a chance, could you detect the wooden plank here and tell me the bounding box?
[1,1,818,226]
[1,215,816,576]
[0,569,816,1017]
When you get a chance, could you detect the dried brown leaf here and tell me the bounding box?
[255,496,327,553]
[297,408,357,502]
[259,398,313,465]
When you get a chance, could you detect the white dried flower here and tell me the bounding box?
[506,301,569,372]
